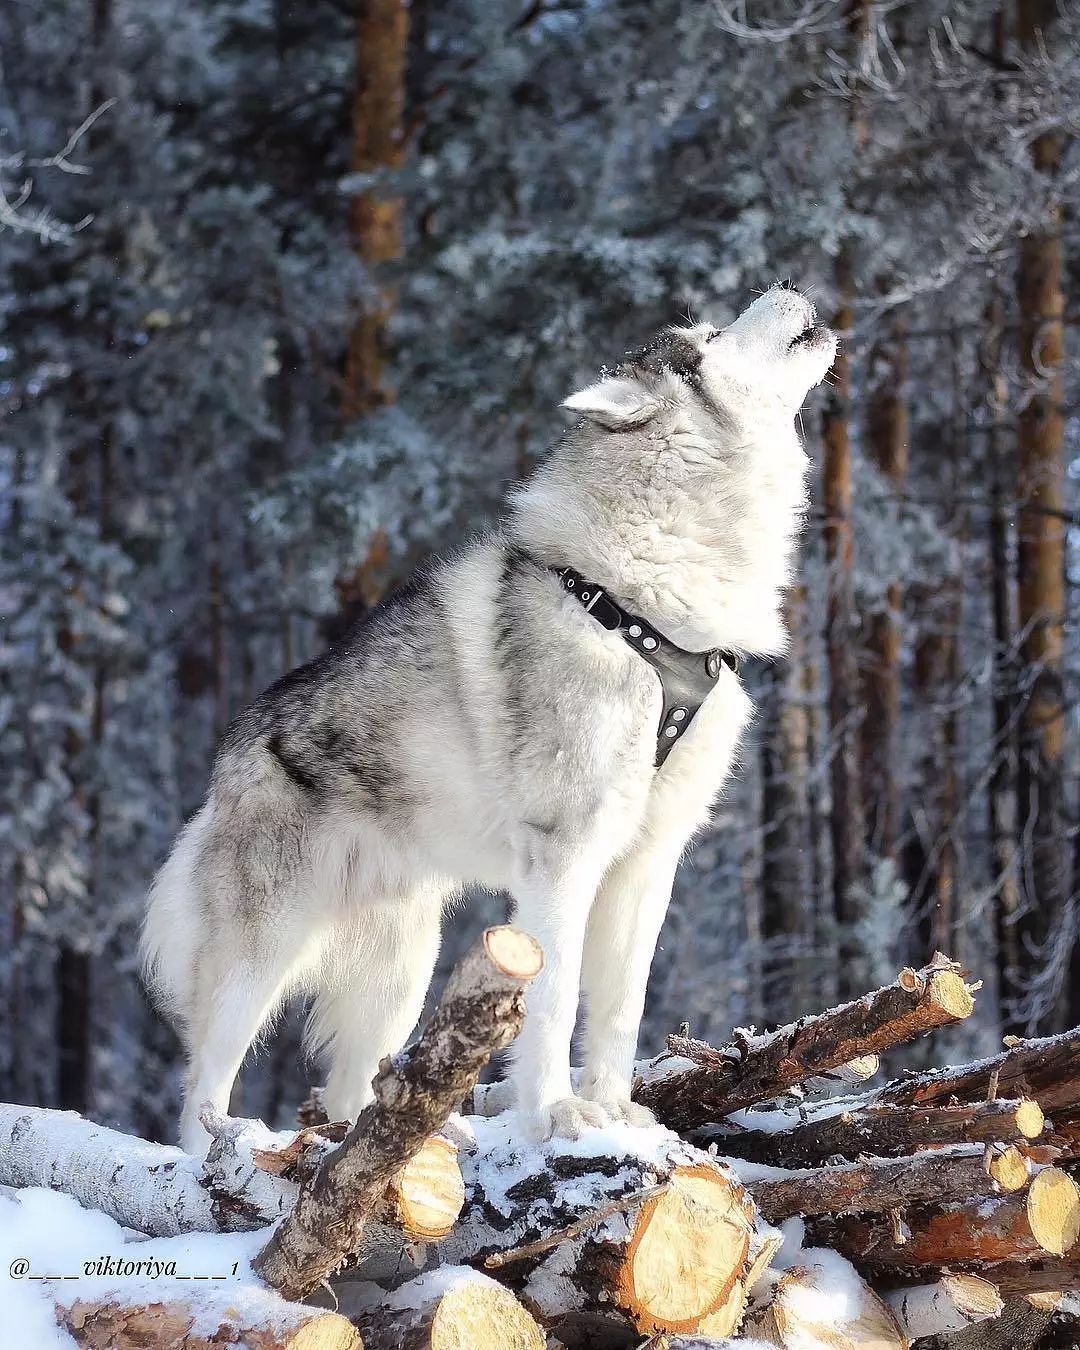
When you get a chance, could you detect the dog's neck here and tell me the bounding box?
[508,410,809,655]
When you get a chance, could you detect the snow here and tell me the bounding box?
[0,1187,275,1349]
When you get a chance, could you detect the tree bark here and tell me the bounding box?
[342,0,409,420]
[634,958,975,1131]
[254,927,542,1300]
[885,1274,1003,1341]
[714,1097,1044,1169]
[860,307,908,864]
[1013,0,1067,1034]
[761,585,814,1024]
[807,1167,1080,1274]
[745,1143,1030,1224]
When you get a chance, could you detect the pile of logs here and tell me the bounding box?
[6,932,1080,1349]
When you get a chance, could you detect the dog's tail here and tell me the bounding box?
[140,799,214,1043]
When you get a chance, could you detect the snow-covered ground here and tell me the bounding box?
[0,1187,273,1348]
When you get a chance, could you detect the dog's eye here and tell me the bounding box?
[705,328,722,343]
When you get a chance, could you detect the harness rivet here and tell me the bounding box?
[642,636,658,651]
[664,726,679,737]
[672,708,687,721]
[628,624,642,637]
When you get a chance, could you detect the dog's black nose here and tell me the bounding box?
[778,279,801,292]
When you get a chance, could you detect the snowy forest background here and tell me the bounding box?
[1,0,1077,1143]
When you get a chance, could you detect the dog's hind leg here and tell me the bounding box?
[311,892,443,1125]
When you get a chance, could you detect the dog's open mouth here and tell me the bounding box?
[789,321,829,351]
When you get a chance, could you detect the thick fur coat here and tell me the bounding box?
[142,285,837,1152]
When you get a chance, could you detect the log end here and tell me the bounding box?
[618,1163,752,1334]
[387,1135,466,1241]
[430,1280,546,1350]
[1015,1098,1046,1140]
[925,969,976,1022]
[483,926,544,981]
[1027,1167,1080,1256]
[987,1145,1031,1193]
[942,1273,1004,1319]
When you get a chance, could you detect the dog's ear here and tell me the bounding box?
[562,377,660,430]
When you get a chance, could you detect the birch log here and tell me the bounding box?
[255,926,543,1300]
[0,1103,464,1251]
[57,1294,359,1350]
[884,1274,1004,1339]
[635,958,975,1131]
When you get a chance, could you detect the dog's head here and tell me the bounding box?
[563,284,837,432]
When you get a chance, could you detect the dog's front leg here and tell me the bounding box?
[577,841,683,1126]
[508,849,610,1141]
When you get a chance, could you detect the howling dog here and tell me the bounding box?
[142,285,837,1153]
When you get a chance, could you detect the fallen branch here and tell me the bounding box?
[634,957,976,1132]
[254,926,543,1300]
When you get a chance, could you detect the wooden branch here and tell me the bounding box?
[354,1269,545,1350]
[436,1134,756,1340]
[879,1025,1080,1117]
[808,1166,1080,1275]
[58,1294,359,1350]
[884,1274,1003,1339]
[741,1256,906,1348]
[254,926,543,1300]
[634,958,976,1131]
[745,1144,1030,1224]
[712,1097,1044,1169]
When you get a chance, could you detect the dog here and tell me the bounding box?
[141,284,836,1153]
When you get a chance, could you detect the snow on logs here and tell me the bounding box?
[634,955,977,1132]
[57,1293,361,1350]
[254,925,544,1300]
[435,1126,759,1341]
[352,1269,546,1350]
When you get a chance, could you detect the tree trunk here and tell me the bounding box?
[761,585,814,1024]
[353,1270,545,1350]
[57,1295,359,1350]
[860,308,908,864]
[1013,0,1067,1033]
[342,0,409,420]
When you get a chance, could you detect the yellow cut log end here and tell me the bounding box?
[1027,1168,1080,1257]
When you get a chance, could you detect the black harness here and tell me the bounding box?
[550,565,740,767]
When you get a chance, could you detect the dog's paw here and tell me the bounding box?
[524,1095,615,1142]
[584,1096,657,1129]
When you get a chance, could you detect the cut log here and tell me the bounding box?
[885,1274,1003,1339]
[712,1097,1044,1169]
[742,1252,907,1349]
[0,1102,295,1235]
[57,1294,359,1350]
[878,1026,1080,1117]
[809,1166,1080,1274]
[435,1128,756,1340]
[635,958,975,1131]
[744,1144,1030,1224]
[254,926,543,1300]
[354,1268,545,1350]
[909,1296,1052,1350]
[0,1101,464,1262]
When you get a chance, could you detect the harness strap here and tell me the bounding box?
[551,565,739,767]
